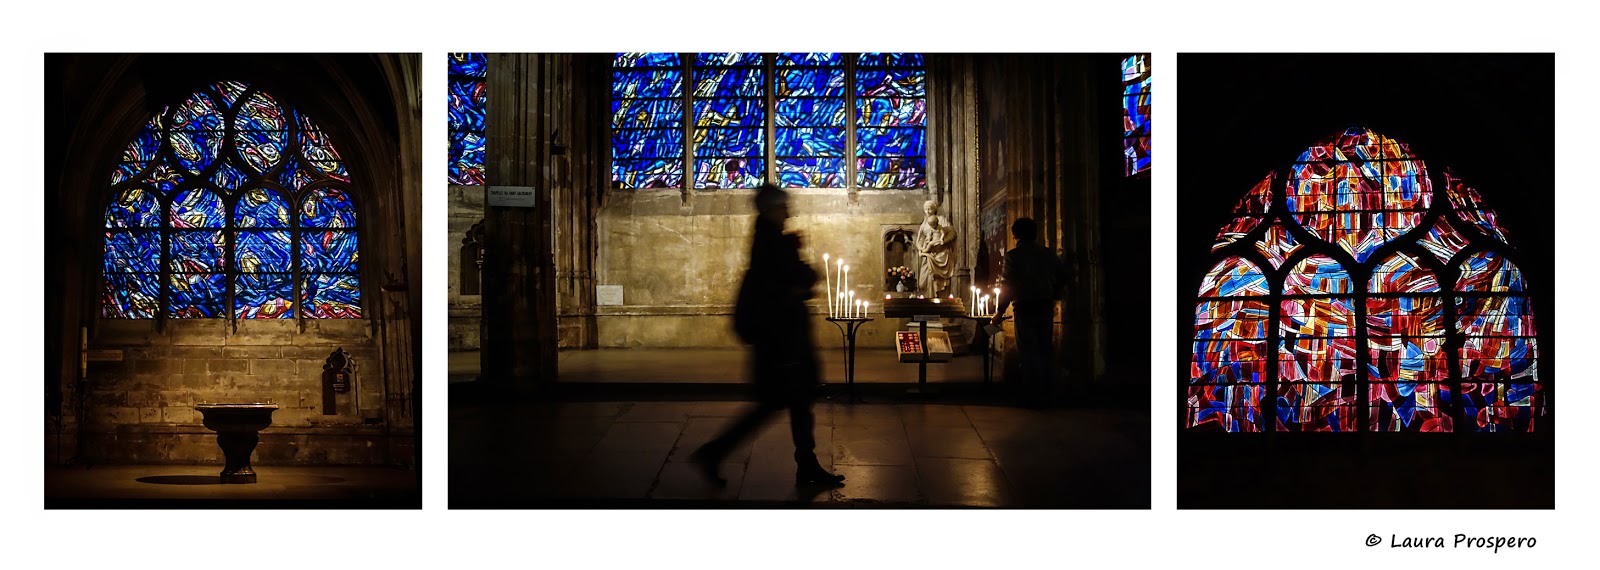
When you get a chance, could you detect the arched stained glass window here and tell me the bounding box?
[1188,256,1270,432]
[102,81,361,320]
[1122,54,1151,177]
[1187,127,1544,433]
[612,52,926,190]
[449,53,487,186]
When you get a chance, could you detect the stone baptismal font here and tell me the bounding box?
[195,403,279,484]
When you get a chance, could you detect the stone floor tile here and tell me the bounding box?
[832,424,914,466]
[905,425,993,459]
[897,404,974,428]
[737,466,838,504]
[915,457,1014,507]
[651,461,746,501]
[666,417,755,464]
[829,464,921,505]
[566,451,668,499]
[590,421,685,455]
[616,401,700,423]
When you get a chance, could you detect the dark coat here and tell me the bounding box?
[733,217,820,400]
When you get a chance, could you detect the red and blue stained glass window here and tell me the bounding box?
[103,81,361,320]
[449,53,487,186]
[1122,54,1151,177]
[613,52,926,190]
[1187,128,1543,433]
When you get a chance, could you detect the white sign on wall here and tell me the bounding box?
[487,186,537,208]
[596,285,624,306]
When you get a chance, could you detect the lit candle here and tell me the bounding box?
[971,286,978,316]
[843,264,849,309]
[836,259,844,316]
[823,253,831,317]
[848,291,855,319]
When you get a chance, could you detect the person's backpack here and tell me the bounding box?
[732,272,762,344]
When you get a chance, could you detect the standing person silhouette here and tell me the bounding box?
[693,183,845,487]
[990,218,1067,404]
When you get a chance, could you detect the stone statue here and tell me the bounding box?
[914,200,955,298]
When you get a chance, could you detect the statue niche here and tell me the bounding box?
[883,228,916,292]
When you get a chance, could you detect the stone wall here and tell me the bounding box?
[594,188,932,349]
[74,319,406,465]
[448,184,484,351]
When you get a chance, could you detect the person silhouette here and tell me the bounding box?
[990,217,1067,404]
[693,183,845,487]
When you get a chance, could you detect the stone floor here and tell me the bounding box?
[450,399,1149,508]
[45,465,420,508]
[450,348,987,384]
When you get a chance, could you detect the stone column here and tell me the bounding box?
[481,54,562,393]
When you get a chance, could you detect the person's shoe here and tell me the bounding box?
[795,466,846,486]
[690,447,727,488]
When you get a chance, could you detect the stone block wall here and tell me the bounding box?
[594,188,935,349]
[74,319,408,466]
[448,184,484,351]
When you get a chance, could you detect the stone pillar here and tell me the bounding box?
[481,54,562,392]
[554,55,605,350]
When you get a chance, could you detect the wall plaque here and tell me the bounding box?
[596,285,624,306]
[487,186,537,208]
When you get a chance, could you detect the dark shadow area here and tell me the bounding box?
[135,474,347,486]
[1179,434,1554,509]
[136,475,220,485]
[47,498,420,510]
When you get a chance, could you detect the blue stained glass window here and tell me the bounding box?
[449,53,488,185]
[856,55,926,189]
[614,53,687,189]
[776,53,847,188]
[171,188,226,228]
[235,273,294,319]
[451,52,487,77]
[1123,54,1152,177]
[302,274,362,319]
[610,53,925,190]
[106,188,162,228]
[692,54,764,189]
[234,91,288,174]
[170,273,227,318]
[301,192,361,317]
[112,117,162,185]
[301,187,358,228]
[100,82,361,320]
[104,231,161,274]
[169,231,227,272]
[777,52,843,67]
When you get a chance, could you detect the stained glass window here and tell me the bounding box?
[1122,54,1151,177]
[102,81,361,320]
[1187,128,1543,433]
[693,53,765,189]
[612,52,926,190]
[855,53,926,189]
[776,53,846,188]
[449,53,487,186]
